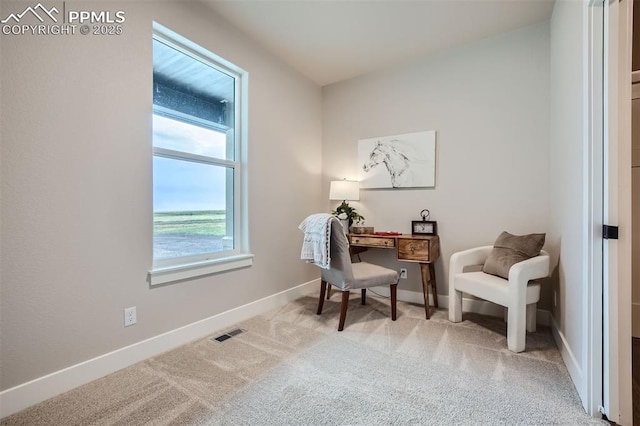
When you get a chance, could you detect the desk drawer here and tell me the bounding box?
[397,238,430,262]
[350,236,395,248]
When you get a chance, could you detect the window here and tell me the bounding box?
[149,23,251,285]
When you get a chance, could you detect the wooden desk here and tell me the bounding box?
[348,233,440,319]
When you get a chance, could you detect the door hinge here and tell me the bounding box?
[603,225,619,240]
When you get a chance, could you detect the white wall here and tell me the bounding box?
[0,1,322,392]
[322,22,551,303]
[548,0,589,405]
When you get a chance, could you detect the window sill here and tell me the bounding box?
[149,254,253,286]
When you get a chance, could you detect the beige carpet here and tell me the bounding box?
[1,293,607,425]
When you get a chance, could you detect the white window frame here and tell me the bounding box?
[149,22,252,286]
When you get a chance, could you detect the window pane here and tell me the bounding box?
[153,114,227,159]
[153,156,233,260]
[153,38,235,161]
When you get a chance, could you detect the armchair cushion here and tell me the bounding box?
[482,231,545,279]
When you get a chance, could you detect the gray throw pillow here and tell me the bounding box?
[482,231,546,279]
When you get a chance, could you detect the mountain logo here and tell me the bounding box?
[1,3,59,24]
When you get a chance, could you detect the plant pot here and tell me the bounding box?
[339,219,350,234]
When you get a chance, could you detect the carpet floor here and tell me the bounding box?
[1,293,608,425]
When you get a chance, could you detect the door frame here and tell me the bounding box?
[586,0,604,417]
[601,0,633,423]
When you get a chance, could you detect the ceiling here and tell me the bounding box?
[203,0,555,86]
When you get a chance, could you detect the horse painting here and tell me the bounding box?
[362,140,414,187]
[358,132,436,189]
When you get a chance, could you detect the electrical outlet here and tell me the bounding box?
[124,306,137,327]
[400,268,408,279]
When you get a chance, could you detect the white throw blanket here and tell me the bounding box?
[299,213,334,269]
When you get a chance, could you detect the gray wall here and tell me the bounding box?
[322,22,551,303]
[0,1,322,390]
[549,0,589,404]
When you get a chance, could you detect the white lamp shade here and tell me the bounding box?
[329,180,360,201]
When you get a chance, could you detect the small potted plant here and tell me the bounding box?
[332,201,364,233]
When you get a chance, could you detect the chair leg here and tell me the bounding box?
[317,280,327,315]
[448,289,463,323]
[361,288,366,305]
[526,303,537,332]
[326,284,332,300]
[507,306,527,353]
[338,291,349,331]
[390,284,397,321]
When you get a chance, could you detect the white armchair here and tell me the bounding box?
[448,246,550,353]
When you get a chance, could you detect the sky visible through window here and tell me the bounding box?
[153,115,227,212]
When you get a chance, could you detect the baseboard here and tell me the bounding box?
[550,314,584,404]
[633,302,640,338]
[370,287,551,326]
[0,279,319,419]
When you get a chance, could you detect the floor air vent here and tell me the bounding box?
[212,328,245,343]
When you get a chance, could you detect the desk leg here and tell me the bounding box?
[429,263,438,308]
[420,263,431,319]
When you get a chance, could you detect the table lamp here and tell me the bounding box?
[329,179,362,233]
[329,179,360,203]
